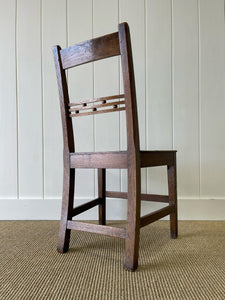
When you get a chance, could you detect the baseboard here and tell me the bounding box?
[0,197,224,220]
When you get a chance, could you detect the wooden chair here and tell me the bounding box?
[53,22,177,271]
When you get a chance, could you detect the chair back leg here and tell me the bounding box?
[98,168,106,225]
[124,165,141,271]
[167,157,178,239]
[57,168,75,253]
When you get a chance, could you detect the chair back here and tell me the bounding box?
[53,22,140,155]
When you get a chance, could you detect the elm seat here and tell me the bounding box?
[53,22,178,271]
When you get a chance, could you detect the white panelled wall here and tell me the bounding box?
[0,0,225,220]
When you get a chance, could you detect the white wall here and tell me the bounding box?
[0,0,225,220]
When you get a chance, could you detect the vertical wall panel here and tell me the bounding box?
[17,0,43,198]
[42,0,66,198]
[0,0,225,220]
[173,0,200,197]
[199,0,225,197]
[146,0,172,194]
[67,0,95,199]
[0,0,17,198]
[93,0,119,176]
[93,0,121,217]
[120,0,146,193]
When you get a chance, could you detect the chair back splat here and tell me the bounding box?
[53,22,178,271]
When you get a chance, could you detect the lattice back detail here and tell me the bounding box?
[69,94,125,117]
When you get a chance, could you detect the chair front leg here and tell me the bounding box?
[98,168,106,225]
[167,155,178,239]
[124,165,141,271]
[57,167,75,253]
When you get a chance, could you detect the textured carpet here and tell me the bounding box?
[0,221,224,300]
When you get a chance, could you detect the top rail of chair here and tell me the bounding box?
[60,32,120,70]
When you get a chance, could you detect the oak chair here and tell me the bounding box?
[53,22,177,271]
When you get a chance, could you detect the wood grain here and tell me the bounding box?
[53,22,177,272]
[67,221,126,239]
[105,191,169,203]
[69,94,125,107]
[70,151,127,169]
[140,205,175,228]
[69,100,125,112]
[141,151,176,167]
[98,169,106,225]
[70,106,125,118]
[168,152,178,238]
[73,198,101,217]
[61,32,120,69]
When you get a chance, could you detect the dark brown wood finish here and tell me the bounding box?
[98,169,106,225]
[69,94,125,107]
[105,191,169,203]
[140,150,175,167]
[70,106,125,118]
[53,22,178,271]
[70,151,127,169]
[60,32,120,69]
[140,205,175,228]
[67,221,126,239]
[72,198,101,217]
[168,152,178,239]
[119,22,141,271]
[52,46,75,253]
[69,100,125,113]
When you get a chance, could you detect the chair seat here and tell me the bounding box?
[70,151,127,168]
[140,150,176,167]
[70,150,176,169]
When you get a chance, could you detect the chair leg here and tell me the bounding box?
[57,167,75,253]
[167,159,178,239]
[98,168,106,225]
[124,166,141,271]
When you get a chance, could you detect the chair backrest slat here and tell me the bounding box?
[60,32,120,70]
[69,94,125,107]
[70,106,125,118]
[69,100,125,113]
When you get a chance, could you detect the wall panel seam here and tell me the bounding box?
[197,0,202,197]
[144,0,147,192]
[66,0,69,83]
[92,0,96,197]
[171,0,174,150]
[118,0,121,192]
[15,0,19,200]
[40,0,44,199]
[119,0,123,193]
